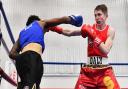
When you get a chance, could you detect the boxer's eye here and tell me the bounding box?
[95,13,102,17]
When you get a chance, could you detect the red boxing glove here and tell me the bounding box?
[94,36,102,47]
[48,26,63,34]
[81,24,102,47]
[81,25,88,38]
[81,24,96,39]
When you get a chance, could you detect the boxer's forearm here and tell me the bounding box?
[99,43,110,54]
[9,39,20,60]
[44,16,70,28]
[49,26,81,36]
[99,38,113,54]
[62,28,81,36]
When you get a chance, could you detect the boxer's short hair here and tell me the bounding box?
[26,15,40,26]
[95,4,108,16]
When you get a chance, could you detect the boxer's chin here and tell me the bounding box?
[96,21,102,26]
[97,21,101,24]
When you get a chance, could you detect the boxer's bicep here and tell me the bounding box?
[105,27,115,50]
[104,37,113,51]
[109,27,115,41]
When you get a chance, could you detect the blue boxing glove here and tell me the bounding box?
[69,15,83,27]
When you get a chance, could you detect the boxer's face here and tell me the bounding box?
[94,10,107,26]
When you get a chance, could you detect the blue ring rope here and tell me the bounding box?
[0,1,15,44]
[43,62,128,66]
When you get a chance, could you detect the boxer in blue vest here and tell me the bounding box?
[9,15,83,89]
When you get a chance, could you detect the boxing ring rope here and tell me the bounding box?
[0,1,16,63]
[0,1,17,87]
[0,67,17,86]
[0,0,15,44]
[0,0,15,64]
[0,0,128,88]
[43,62,128,66]
[43,62,128,77]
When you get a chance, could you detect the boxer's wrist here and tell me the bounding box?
[48,26,63,34]
[81,25,88,38]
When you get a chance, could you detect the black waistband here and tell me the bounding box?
[82,64,111,68]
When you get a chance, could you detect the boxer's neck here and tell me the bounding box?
[96,23,106,30]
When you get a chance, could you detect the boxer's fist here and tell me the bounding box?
[48,26,63,34]
[81,24,102,47]
[81,24,96,39]
[69,15,83,27]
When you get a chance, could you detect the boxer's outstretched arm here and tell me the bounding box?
[43,15,83,28]
[9,38,20,60]
[48,26,82,36]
